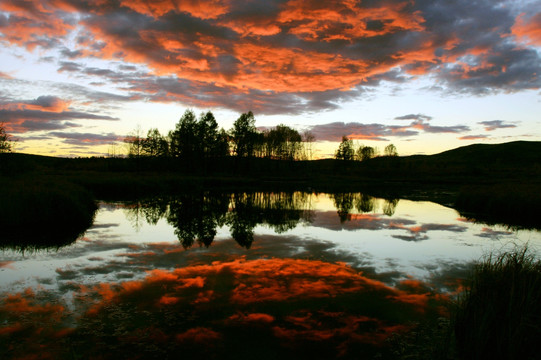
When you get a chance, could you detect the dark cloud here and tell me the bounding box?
[60,47,83,59]
[58,61,82,72]
[307,115,470,141]
[19,120,82,131]
[48,132,121,146]
[478,120,517,131]
[0,94,119,131]
[415,122,470,134]
[28,95,66,109]
[0,108,118,133]
[0,0,539,115]
[307,122,418,142]
[394,114,433,122]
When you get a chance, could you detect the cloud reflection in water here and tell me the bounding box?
[1,258,448,359]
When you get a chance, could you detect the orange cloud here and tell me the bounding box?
[0,0,538,107]
[512,13,541,46]
[0,96,71,113]
[0,0,74,50]
[120,0,230,20]
[277,0,425,42]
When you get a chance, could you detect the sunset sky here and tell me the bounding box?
[1,0,540,158]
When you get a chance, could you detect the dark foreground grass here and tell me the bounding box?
[385,247,541,360]
[0,177,97,249]
[454,247,541,360]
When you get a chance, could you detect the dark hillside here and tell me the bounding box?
[357,141,541,182]
[431,141,541,166]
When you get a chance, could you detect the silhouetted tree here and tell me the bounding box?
[384,144,398,157]
[197,111,229,158]
[170,109,198,160]
[357,145,376,161]
[335,136,355,160]
[302,130,315,160]
[231,111,258,157]
[142,128,169,157]
[216,129,230,157]
[262,124,303,160]
[125,125,145,158]
[0,123,13,153]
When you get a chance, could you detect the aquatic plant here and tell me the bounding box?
[454,247,541,360]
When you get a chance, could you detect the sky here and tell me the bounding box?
[0,0,540,158]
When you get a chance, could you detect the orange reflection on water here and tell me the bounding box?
[1,258,450,359]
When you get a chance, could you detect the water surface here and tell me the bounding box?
[1,192,539,358]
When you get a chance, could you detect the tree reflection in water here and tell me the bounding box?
[330,192,399,221]
[124,192,397,248]
[167,192,230,248]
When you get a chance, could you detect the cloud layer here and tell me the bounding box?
[0,0,539,117]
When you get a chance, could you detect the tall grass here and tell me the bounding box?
[454,247,541,360]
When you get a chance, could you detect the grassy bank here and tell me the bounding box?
[0,177,97,249]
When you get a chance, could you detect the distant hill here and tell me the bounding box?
[430,141,541,165]
[354,141,541,183]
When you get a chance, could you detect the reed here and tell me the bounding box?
[453,247,541,360]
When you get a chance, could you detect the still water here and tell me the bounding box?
[1,192,540,358]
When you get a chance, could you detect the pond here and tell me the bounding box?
[1,192,540,359]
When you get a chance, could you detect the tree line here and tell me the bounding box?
[124,110,398,162]
[1,114,398,161]
[334,135,398,161]
[124,110,315,161]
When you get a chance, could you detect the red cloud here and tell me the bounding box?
[278,0,425,42]
[0,96,71,113]
[120,0,230,20]
[0,0,74,50]
[512,13,541,46]
[1,0,538,103]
